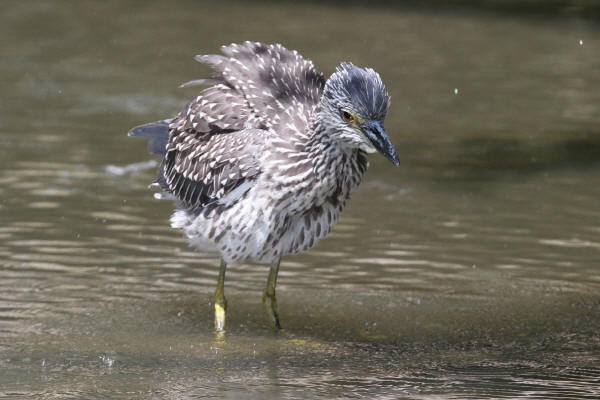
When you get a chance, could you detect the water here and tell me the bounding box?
[1,1,599,398]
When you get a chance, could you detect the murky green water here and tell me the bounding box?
[1,1,599,398]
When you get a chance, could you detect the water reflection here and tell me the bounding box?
[1,158,599,396]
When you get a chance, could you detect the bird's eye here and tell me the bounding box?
[341,110,354,123]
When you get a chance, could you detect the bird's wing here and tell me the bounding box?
[157,42,325,209]
[161,74,259,209]
[159,128,265,209]
[169,81,249,135]
[195,41,326,133]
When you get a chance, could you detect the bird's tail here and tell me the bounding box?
[128,119,172,156]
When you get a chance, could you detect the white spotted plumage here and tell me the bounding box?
[148,41,391,264]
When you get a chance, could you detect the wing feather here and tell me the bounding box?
[159,129,264,208]
[195,41,325,131]
[159,42,324,209]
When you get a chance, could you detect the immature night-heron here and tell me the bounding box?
[129,42,399,331]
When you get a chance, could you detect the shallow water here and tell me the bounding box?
[1,1,599,398]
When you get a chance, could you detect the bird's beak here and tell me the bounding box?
[362,120,400,165]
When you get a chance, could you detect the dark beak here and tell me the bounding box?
[362,120,400,165]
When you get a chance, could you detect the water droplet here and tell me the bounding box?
[99,355,114,368]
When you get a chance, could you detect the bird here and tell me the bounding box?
[129,41,399,331]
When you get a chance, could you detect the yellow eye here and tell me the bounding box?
[341,110,354,123]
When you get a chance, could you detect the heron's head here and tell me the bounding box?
[320,62,399,165]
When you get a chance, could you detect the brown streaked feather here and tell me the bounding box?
[196,41,326,133]
[159,129,264,208]
[160,42,326,210]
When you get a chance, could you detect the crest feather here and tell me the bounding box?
[324,62,390,120]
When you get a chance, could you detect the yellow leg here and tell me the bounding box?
[213,258,227,331]
[263,256,282,329]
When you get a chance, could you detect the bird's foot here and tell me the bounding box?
[213,294,227,331]
[262,292,282,329]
